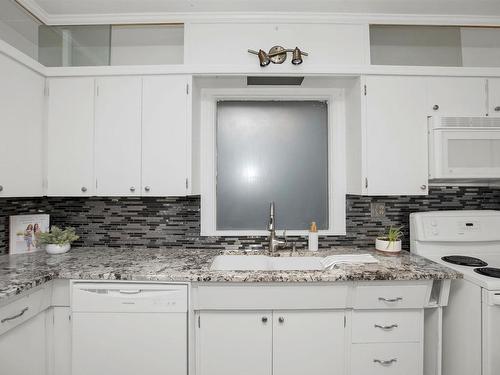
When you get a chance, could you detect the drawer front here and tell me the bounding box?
[353,284,429,309]
[351,310,423,343]
[72,282,188,313]
[0,287,50,336]
[351,343,422,375]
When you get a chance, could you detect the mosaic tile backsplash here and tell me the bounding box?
[0,186,499,255]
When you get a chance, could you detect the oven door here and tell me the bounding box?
[482,290,500,375]
[429,129,500,179]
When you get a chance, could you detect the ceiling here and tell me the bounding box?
[16,0,500,24]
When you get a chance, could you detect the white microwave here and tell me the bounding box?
[428,117,500,180]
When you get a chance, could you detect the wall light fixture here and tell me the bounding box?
[248,46,309,67]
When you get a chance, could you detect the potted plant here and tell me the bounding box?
[375,226,403,253]
[39,226,79,255]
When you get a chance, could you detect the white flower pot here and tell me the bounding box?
[45,244,71,255]
[375,238,402,253]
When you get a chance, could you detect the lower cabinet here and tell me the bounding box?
[0,311,47,375]
[196,310,346,375]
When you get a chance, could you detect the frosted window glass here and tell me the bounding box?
[216,101,328,231]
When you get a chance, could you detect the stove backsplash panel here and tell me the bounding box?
[0,186,499,254]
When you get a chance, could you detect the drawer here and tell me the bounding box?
[352,283,430,309]
[351,310,423,343]
[0,286,50,336]
[72,282,188,313]
[351,343,422,375]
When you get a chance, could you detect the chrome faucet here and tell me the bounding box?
[267,202,286,256]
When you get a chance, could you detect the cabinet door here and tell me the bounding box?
[142,76,191,196]
[364,76,428,195]
[487,78,500,117]
[0,311,47,375]
[427,77,487,116]
[95,77,142,196]
[0,54,44,197]
[273,310,346,375]
[47,78,95,196]
[197,311,272,375]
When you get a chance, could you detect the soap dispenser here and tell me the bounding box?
[308,222,318,251]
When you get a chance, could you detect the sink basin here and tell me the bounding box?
[210,255,325,271]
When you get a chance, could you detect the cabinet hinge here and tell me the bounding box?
[44,82,49,97]
[96,85,100,97]
[186,83,190,95]
[363,84,367,96]
[344,315,346,328]
[365,177,368,189]
[185,178,189,190]
[198,315,201,328]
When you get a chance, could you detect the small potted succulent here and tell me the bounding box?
[375,226,403,253]
[39,226,79,255]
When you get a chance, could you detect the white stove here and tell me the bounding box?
[411,210,500,375]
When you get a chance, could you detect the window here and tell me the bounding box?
[200,88,346,236]
[216,101,329,230]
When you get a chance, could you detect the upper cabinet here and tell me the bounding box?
[47,78,95,196]
[142,76,192,196]
[347,75,428,196]
[0,54,45,197]
[94,77,143,196]
[185,23,368,66]
[426,77,488,117]
[487,78,500,117]
[46,75,193,197]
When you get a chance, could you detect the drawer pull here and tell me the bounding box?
[1,307,28,323]
[374,324,399,330]
[378,297,403,303]
[373,358,397,366]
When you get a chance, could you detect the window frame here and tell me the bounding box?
[200,88,346,236]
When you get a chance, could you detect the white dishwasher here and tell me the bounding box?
[71,282,188,375]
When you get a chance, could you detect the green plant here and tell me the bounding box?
[38,226,79,246]
[379,226,403,243]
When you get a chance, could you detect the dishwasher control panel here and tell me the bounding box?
[71,282,188,313]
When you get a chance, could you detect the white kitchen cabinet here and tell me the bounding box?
[47,77,95,196]
[197,311,273,375]
[272,310,345,375]
[426,77,487,116]
[94,76,142,196]
[487,78,500,117]
[347,75,428,195]
[0,311,47,375]
[0,53,44,197]
[142,75,192,196]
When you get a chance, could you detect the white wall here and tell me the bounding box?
[0,0,40,59]
[461,27,500,67]
[110,25,183,65]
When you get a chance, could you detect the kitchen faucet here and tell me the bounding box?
[267,202,286,256]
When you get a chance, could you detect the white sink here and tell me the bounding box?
[210,255,325,271]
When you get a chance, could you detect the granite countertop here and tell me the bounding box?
[0,246,462,302]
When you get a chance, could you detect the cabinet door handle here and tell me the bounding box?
[144,186,151,192]
[495,106,500,112]
[261,317,268,323]
[278,317,285,323]
[433,104,439,111]
[374,324,399,330]
[378,297,403,303]
[118,289,142,295]
[130,186,136,192]
[1,307,28,323]
[81,186,87,193]
[420,184,427,190]
[0,185,3,192]
[373,358,397,366]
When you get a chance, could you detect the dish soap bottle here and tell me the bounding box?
[308,222,318,251]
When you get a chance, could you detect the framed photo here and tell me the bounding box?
[9,214,50,254]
